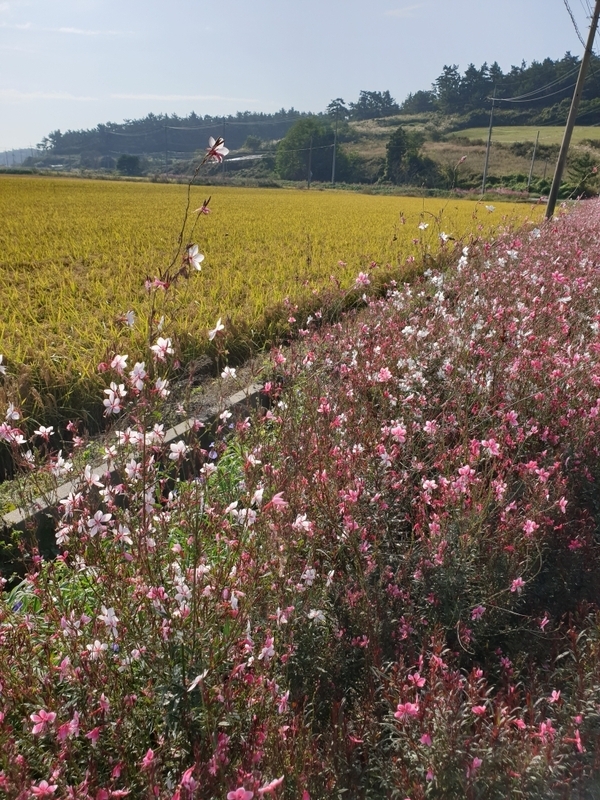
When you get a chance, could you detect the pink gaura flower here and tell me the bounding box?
[408,671,426,688]
[85,726,101,746]
[420,732,433,746]
[179,765,197,792]
[390,423,407,444]
[257,776,284,795]
[467,756,483,778]
[30,709,56,735]
[263,491,288,511]
[564,728,585,752]
[523,519,539,537]
[355,272,370,287]
[30,780,58,797]
[471,605,486,621]
[141,748,155,769]
[510,577,525,595]
[471,705,487,717]
[394,701,420,721]
[227,789,254,800]
[481,437,500,456]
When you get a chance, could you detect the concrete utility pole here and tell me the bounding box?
[481,88,495,195]
[307,134,313,188]
[164,125,168,173]
[527,131,540,192]
[331,108,339,186]
[546,0,600,218]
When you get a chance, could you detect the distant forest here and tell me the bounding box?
[37,52,600,161]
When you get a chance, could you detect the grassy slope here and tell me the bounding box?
[449,125,600,145]
[342,115,600,184]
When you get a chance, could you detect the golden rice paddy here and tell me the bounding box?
[0,175,542,420]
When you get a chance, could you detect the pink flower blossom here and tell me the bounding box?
[408,671,426,688]
[227,789,254,800]
[471,705,487,717]
[467,756,483,778]
[31,780,58,797]
[394,702,420,721]
[258,776,284,795]
[510,577,525,595]
[30,709,56,735]
[523,519,539,537]
[85,726,101,746]
[390,423,407,443]
[471,605,486,621]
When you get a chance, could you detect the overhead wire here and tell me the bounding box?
[564,0,587,47]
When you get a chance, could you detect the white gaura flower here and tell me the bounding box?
[208,318,225,341]
[150,337,174,362]
[185,244,205,271]
[205,136,229,163]
[169,440,188,461]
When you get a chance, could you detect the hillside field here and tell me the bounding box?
[449,125,600,145]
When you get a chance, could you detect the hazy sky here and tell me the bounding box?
[0,0,594,150]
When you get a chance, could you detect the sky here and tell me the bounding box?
[0,0,595,151]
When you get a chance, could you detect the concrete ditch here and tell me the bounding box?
[1,382,264,559]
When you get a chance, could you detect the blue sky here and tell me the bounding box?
[0,0,593,150]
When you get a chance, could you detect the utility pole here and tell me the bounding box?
[546,0,600,218]
[331,107,339,186]
[164,125,168,174]
[527,131,540,192]
[307,134,313,188]
[222,119,226,175]
[481,88,495,195]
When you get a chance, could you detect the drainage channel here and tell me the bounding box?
[1,383,264,561]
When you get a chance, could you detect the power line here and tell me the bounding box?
[489,64,581,103]
[564,0,587,47]
[492,81,578,103]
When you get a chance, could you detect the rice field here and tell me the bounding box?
[0,175,542,420]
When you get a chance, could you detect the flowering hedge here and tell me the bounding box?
[2,199,600,798]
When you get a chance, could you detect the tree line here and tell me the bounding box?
[403,52,600,120]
